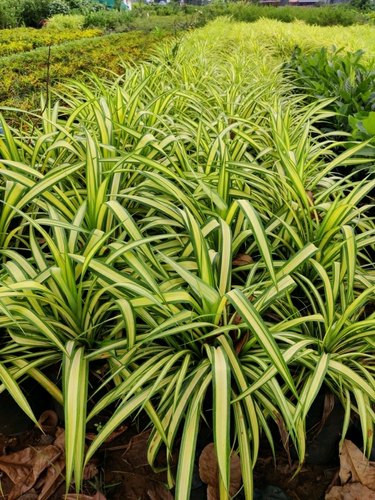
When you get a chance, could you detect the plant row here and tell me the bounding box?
[3,18,375,116]
[0,26,102,57]
[82,4,370,31]
[0,19,374,498]
[0,0,103,29]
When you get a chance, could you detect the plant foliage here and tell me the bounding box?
[0,18,374,498]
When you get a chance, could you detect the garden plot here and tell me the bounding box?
[0,18,374,499]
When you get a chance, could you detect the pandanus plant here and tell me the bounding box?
[0,21,374,498]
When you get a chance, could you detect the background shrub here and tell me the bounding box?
[350,0,374,10]
[285,46,375,131]
[67,0,102,9]
[0,30,160,110]
[206,4,366,27]
[48,0,71,16]
[284,46,375,178]
[0,26,101,56]
[0,0,20,28]
[83,9,204,32]
[0,1,370,30]
[0,0,104,28]
[83,9,132,30]
[45,13,85,29]
[18,0,52,27]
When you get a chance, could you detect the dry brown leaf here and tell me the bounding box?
[207,484,219,500]
[0,445,62,500]
[339,441,375,489]
[325,440,375,500]
[83,462,99,480]
[18,491,38,500]
[37,455,65,500]
[93,494,107,500]
[65,493,106,500]
[306,190,315,206]
[234,332,249,355]
[122,430,151,466]
[326,483,375,500]
[233,313,242,325]
[199,443,218,486]
[313,393,335,437]
[53,427,66,451]
[37,428,66,500]
[37,410,58,435]
[232,254,253,266]
[275,414,291,466]
[0,426,68,500]
[199,443,242,499]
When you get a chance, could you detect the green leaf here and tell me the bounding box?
[175,373,212,500]
[296,353,330,422]
[237,200,277,286]
[233,401,253,500]
[212,346,231,495]
[227,289,297,398]
[63,341,89,491]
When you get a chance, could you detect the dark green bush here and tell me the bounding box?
[0,0,20,28]
[285,47,375,131]
[84,9,132,29]
[83,9,204,32]
[82,3,367,31]
[285,46,375,177]
[350,0,374,11]
[18,0,52,27]
[0,0,104,28]
[67,0,104,12]
[133,3,197,16]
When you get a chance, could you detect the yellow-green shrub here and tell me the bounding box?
[0,31,163,111]
[244,18,375,60]
[180,18,375,65]
[0,27,102,57]
[44,14,85,30]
